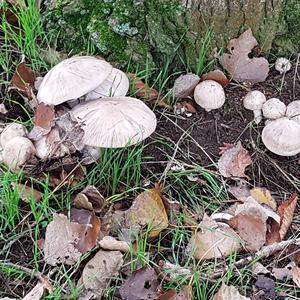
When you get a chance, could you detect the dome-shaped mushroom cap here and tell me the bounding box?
[37,56,112,105]
[85,68,129,100]
[286,101,300,118]
[275,57,291,74]
[243,91,266,110]
[70,97,157,148]
[3,136,36,172]
[262,98,286,120]
[193,80,225,111]
[0,123,28,148]
[262,117,300,156]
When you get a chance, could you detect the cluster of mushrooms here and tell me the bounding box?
[0,56,157,173]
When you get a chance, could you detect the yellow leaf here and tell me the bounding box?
[250,187,276,210]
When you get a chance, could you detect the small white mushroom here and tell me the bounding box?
[262,117,300,156]
[275,57,291,74]
[70,97,157,148]
[3,137,36,172]
[286,101,300,124]
[243,91,266,124]
[85,68,129,100]
[0,123,28,148]
[193,80,225,112]
[37,56,112,105]
[262,98,286,120]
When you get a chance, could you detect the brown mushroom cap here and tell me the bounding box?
[37,56,112,106]
[70,97,157,148]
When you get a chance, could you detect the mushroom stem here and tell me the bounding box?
[253,110,262,124]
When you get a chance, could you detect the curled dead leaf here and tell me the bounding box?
[173,73,200,99]
[23,277,52,300]
[11,182,43,203]
[201,70,229,87]
[212,284,250,300]
[98,236,130,252]
[250,187,277,211]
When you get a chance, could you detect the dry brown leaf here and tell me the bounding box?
[124,188,169,238]
[201,70,229,87]
[220,29,269,84]
[182,101,197,113]
[73,185,105,212]
[227,184,250,201]
[156,286,192,300]
[11,182,43,203]
[266,194,298,245]
[119,267,160,300]
[98,236,130,252]
[23,278,52,300]
[272,264,293,281]
[78,250,123,299]
[11,62,36,98]
[254,276,276,299]
[250,187,277,211]
[173,73,200,98]
[251,262,269,276]
[292,266,300,288]
[212,284,250,300]
[186,214,241,260]
[217,142,252,178]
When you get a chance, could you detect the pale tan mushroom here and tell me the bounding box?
[85,68,129,100]
[37,56,112,106]
[243,91,266,124]
[0,123,28,148]
[261,117,300,156]
[193,80,225,112]
[70,97,157,148]
[286,101,300,123]
[262,98,286,120]
[3,137,36,172]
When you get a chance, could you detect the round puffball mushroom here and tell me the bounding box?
[70,97,157,148]
[262,98,286,120]
[193,80,225,112]
[37,56,112,105]
[262,117,300,156]
[275,57,291,74]
[0,123,28,148]
[243,91,266,124]
[3,137,36,172]
[85,68,129,100]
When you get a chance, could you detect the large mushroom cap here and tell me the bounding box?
[85,68,129,100]
[262,98,286,120]
[262,117,300,156]
[37,56,112,105]
[193,80,225,112]
[70,97,157,148]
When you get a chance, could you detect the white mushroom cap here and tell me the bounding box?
[275,57,291,74]
[0,123,28,148]
[286,101,300,118]
[70,97,157,148]
[262,98,286,120]
[85,68,129,100]
[3,137,36,172]
[262,117,300,156]
[193,80,225,112]
[37,56,112,105]
[243,90,266,124]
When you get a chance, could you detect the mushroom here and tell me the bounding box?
[193,80,225,111]
[37,56,112,105]
[243,90,266,124]
[0,123,28,148]
[70,97,157,148]
[275,57,291,74]
[85,68,129,100]
[286,101,300,123]
[262,98,286,120]
[262,117,300,156]
[3,136,36,172]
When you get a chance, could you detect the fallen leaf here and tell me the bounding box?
[98,236,130,252]
[119,266,160,300]
[156,286,192,300]
[23,277,52,300]
[11,62,36,98]
[124,188,169,238]
[272,263,293,281]
[182,101,197,113]
[266,194,298,245]
[173,73,200,99]
[212,284,250,300]
[78,250,123,299]
[158,261,191,281]
[186,214,241,260]
[292,266,300,288]
[251,262,269,276]
[250,187,277,211]
[227,184,250,201]
[218,141,252,178]
[254,276,276,299]
[73,185,105,212]
[220,29,269,84]
[201,70,229,87]
[11,182,43,203]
